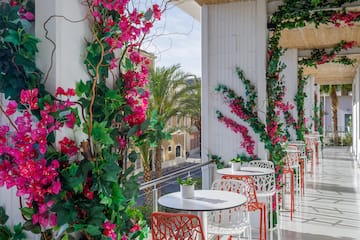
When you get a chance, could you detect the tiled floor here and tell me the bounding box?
[276,146,360,240]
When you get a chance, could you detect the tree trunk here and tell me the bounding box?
[330,86,339,145]
[143,164,153,206]
[155,144,163,179]
[194,119,201,157]
[154,143,163,195]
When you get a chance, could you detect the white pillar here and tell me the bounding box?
[304,76,315,130]
[201,1,267,188]
[314,83,320,132]
[353,67,360,162]
[35,0,90,94]
[281,49,298,140]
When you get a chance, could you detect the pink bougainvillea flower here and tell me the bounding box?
[55,87,66,96]
[110,58,118,70]
[152,4,161,20]
[103,221,117,240]
[129,51,142,64]
[9,0,18,6]
[20,88,39,110]
[65,88,76,96]
[59,137,78,156]
[117,136,127,149]
[22,11,35,21]
[130,223,141,233]
[65,112,76,128]
[5,101,18,115]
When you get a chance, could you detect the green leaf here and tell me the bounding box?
[20,208,33,220]
[4,29,20,45]
[92,121,114,145]
[0,207,9,224]
[12,223,26,240]
[144,9,153,21]
[76,80,91,97]
[128,151,138,163]
[22,220,41,234]
[86,225,101,236]
[0,226,12,240]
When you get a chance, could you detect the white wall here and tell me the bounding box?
[323,95,352,132]
[304,76,315,130]
[0,1,90,238]
[281,49,298,140]
[201,0,267,188]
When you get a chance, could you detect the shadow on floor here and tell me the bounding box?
[305,182,356,194]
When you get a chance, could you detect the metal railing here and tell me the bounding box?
[139,160,215,212]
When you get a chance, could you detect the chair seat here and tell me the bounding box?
[208,223,250,235]
[257,190,277,198]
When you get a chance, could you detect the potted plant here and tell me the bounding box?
[230,153,252,171]
[177,177,197,199]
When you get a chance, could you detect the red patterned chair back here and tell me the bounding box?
[151,212,205,240]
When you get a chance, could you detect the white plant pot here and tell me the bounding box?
[231,162,242,171]
[180,185,195,199]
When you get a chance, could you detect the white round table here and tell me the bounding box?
[217,166,274,176]
[158,190,247,239]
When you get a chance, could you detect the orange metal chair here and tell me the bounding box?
[151,212,205,240]
[281,155,295,221]
[222,175,267,240]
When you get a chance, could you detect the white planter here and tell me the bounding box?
[180,185,195,199]
[231,162,242,171]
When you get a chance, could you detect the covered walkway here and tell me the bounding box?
[278,146,360,240]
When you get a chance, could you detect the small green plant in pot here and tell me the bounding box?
[230,153,252,171]
[177,177,197,199]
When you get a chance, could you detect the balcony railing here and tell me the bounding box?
[138,160,216,212]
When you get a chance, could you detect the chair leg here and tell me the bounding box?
[290,172,294,221]
[259,209,263,240]
[263,205,267,240]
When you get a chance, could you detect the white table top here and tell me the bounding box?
[158,190,247,212]
[217,166,274,176]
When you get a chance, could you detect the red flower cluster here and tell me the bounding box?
[229,99,250,120]
[92,0,161,127]
[342,41,356,50]
[331,11,360,27]
[218,115,255,155]
[103,221,117,240]
[0,88,77,228]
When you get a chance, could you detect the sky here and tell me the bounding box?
[144,3,202,77]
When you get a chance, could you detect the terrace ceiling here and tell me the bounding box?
[178,0,360,85]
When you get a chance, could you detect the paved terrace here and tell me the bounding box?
[277,146,360,240]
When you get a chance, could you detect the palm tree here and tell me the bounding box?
[135,111,169,205]
[329,86,339,145]
[321,84,351,145]
[148,64,194,180]
[178,77,201,155]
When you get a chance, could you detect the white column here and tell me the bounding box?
[254,0,267,159]
[201,0,267,188]
[304,76,315,130]
[35,0,90,94]
[281,49,298,140]
[353,67,360,162]
[314,83,320,132]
